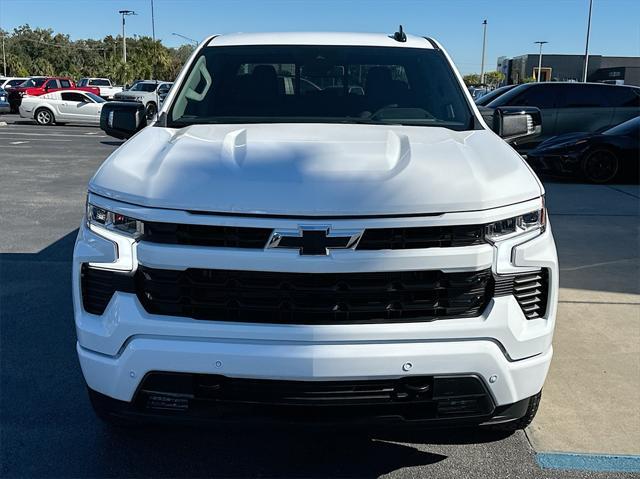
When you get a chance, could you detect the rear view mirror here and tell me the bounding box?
[100,101,147,140]
[485,106,542,143]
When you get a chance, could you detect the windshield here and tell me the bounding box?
[475,85,514,106]
[90,79,111,86]
[168,45,474,130]
[604,116,640,136]
[130,82,157,92]
[20,78,47,88]
[84,92,106,103]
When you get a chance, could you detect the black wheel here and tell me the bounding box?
[145,102,157,120]
[35,108,54,126]
[581,149,619,184]
[489,391,542,432]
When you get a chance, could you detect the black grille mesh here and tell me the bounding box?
[143,222,272,248]
[141,222,486,250]
[357,225,484,250]
[135,267,494,324]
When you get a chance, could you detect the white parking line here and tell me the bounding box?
[1,138,72,142]
[0,131,106,138]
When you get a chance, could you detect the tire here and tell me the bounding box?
[581,148,620,184]
[489,390,542,432]
[35,108,54,126]
[145,102,157,120]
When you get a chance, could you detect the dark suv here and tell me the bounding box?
[484,82,640,152]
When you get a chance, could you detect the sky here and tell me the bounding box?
[1,0,639,74]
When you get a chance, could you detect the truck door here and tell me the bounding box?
[554,84,614,136]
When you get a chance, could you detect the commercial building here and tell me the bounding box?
[497,54,640,86]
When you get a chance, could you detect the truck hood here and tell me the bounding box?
[89,123,542,216]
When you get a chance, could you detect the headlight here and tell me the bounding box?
[86,202,143,271]
[485,204,546,243]
[87,202,144,238]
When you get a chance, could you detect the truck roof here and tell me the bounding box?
[207,32,435,49]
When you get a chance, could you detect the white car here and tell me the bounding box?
[19,90,105,125]
[113,80,173,119]
[77,78,123,99]
[75,30,558,430]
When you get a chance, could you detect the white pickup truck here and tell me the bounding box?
[77,78,123,99]
[78,29,557,430]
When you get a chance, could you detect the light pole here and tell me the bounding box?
[150,0,156,80]
[172,32,198,47]
[534,41,548,82]
[582,0,593,82]
[480,20,487,84]
[119,10,136,63]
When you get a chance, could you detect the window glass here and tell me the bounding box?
[505,85,559,109]
[84,92,106,103]
[157,84,171,94]
[45,80,58,89]
[168,45,474,131]
[90,79,111,86]
[8,79,26,87]
[21,78,47,88]
[605,87,640,108]
[130,82,157,92]
[59,79,71,88]
[604,117,640,137]
[556,84,609,108]
[61,92,88,102]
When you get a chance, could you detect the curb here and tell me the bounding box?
[536,452,640,473]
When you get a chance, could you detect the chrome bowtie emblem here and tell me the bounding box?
[266,226,363,256]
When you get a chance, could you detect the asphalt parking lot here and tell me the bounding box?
[0,114,638,479]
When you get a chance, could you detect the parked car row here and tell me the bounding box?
[476,82,640,183]
[0,75,173,125]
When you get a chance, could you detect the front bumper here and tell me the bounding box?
[73,196,558,418]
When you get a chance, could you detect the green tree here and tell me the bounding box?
[1,24,193,83]
[463,73,481,86]
[483,71,505,87]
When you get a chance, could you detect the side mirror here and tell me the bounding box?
[480,106,542,143]
[100,101,147,140]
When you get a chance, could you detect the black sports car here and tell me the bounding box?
[527,116,640,183]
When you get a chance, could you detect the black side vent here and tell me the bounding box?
[81,264,135,315]
[494,269,549,320]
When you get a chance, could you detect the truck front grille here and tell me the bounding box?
[135,267,493,324]
[141,222,486,250]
